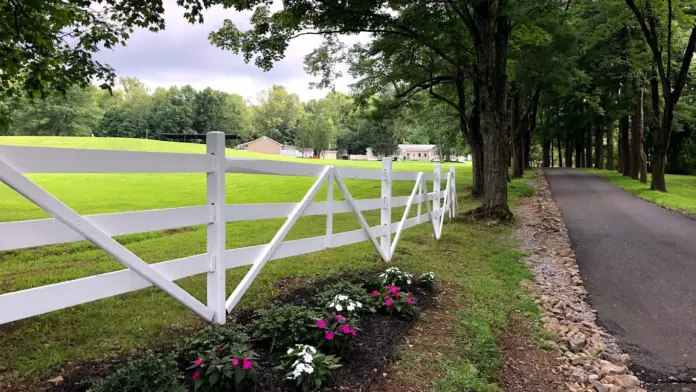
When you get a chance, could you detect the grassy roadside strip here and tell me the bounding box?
[379,172,538,392]
[585,169,696,216]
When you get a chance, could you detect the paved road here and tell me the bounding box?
[545,169,696,390]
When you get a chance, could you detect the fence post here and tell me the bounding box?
[449,166,456,218]
[417,177,422,224]
[325,167,334,248]
[380,158,392,261]
[206,132,227,324]
[433,165,441,238]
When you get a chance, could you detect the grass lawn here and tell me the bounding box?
[586,169,696,215]
[0,136,537,391]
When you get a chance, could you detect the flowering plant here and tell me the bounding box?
[379,267,414,287]
[374,283,417,317]
[277,344,341,392]
[187,343,258,392]
[315,312,360,351]
[325,294,363,317]
[418,271,436,290]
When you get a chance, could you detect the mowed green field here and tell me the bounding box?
[586,169,696,215]
[0,136,472,379]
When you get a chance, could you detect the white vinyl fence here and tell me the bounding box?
[0,132,457,325]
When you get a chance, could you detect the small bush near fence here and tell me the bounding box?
[90,354,185,392]
[51,268,438,392]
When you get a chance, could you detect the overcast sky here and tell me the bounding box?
[93,2,357,102]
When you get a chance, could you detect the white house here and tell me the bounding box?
[397,144,439,161]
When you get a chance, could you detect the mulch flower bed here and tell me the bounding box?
[32,269,437,392]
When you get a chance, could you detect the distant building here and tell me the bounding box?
[397,144,439,161]
[235,136,336,159]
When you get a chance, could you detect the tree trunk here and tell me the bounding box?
[467,5,512,220]
[585,126,593,168]
[542,138,551,167]
[631,88,647,183]
[551,139,555,167]
[565,136,573,168]
[620,116,630,176]
[595,123,603,169]
[558,138,564,167]
[511,90,523,178]
[651,107,673,191]
[606,119,614,170]
[617,129,623,173]
[575,128,583,168]
[470,81,485,199]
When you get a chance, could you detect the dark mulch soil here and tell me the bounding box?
[3,269,435,392]
[498,311,567,392]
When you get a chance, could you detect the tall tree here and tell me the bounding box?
[625,0,696,191]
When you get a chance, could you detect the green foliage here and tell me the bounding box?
[0,0,209,104]
[252,85,304,144]
[174,326,250,367]
[418,271,437,291]
[10,87,102,136]
[251,305,319,350]
[187,344,259,392]
[90,353,185,392]
[277,345,341,392]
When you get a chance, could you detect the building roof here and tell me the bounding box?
[235,136,283,148]
[398,144,437,152]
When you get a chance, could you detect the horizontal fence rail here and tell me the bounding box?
[0,132,456,325]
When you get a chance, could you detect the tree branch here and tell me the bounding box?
[672,25,696,104]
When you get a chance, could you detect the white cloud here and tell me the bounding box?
[93,2,359,101]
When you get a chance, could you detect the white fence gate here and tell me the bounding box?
[0,132,457,325]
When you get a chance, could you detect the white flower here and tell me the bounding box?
[287,348,294,355]
[305,365,314,374]
[335,304,343,312]
[329,302,336,307]
[357,302,363,308]
[339,295,348,301]
[303,353,313,363]
[347,304,355,311]
[407,279,412,284]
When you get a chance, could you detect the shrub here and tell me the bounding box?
[251,304,318,350]
[174,325,249,367]
[314,312,359,351]
[373,283,417,317]
[187,344,258,392]
[313,281,373,310]
[418,271,437,290]
[378,267,414,287]
[278,344,341,392]
[90,353,185,392]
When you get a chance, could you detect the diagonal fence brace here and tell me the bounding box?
[0,159,215,321]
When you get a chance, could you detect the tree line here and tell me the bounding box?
[3,0,696,220]
[0,77,465,157]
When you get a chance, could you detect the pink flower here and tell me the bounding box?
[193,359,202,367]
[350,328,358,336]
[384,295,390,300]
[316,320,327,329]
[340,325,351,334]
[336,315,344,322]
[395,292,400,298]
[332,311,337,316]
[406,298,413,304]
[385,299,394,307]
[390,284,399,294]
[243,359,253,370]
[371,290,379,297]
[325,331,335,340]
[192,371,200,380]
[216,344,223,351]
[232,358,240,367]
